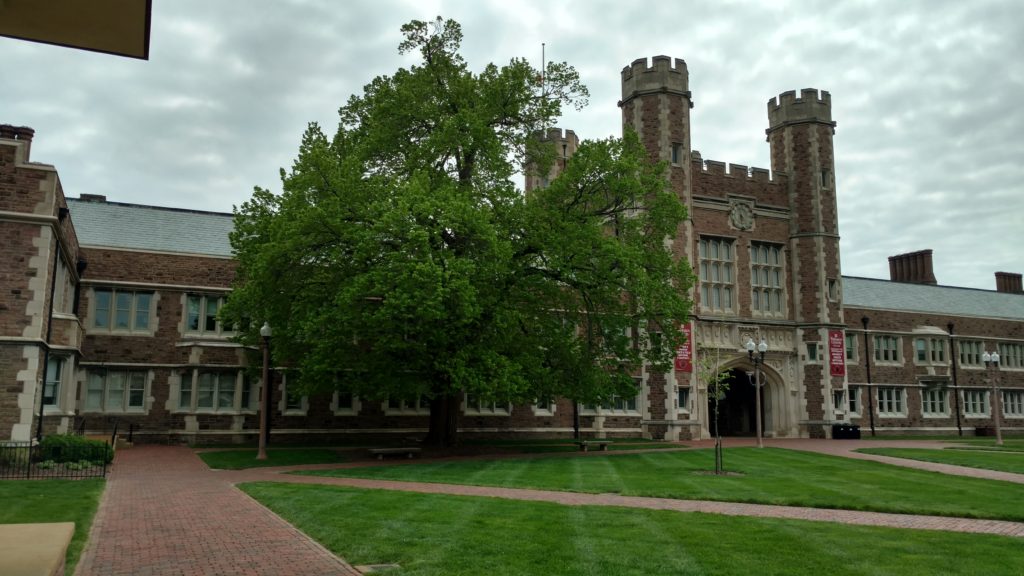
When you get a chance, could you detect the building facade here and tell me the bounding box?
[3,56,1022,444]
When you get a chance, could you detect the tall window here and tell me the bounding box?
[178,370,252,413]
[832,390,845,414]
[185,294,233,336]
[677,387,691,415]
[914,338,946,365]
[464,393,511,416]
[877,387,904,416]
[998,343,1024,369]
[86,370,147,412]
[848,386,860,415]
[332,391,361,415]
[43,357,64,407]
[92,289,152,332]
[921,388,948,416]
[845,333,857,361]
[750,243,783,316]
[699,237,735,313]
[197,372,236,411]
[1004,391,1024,417]
[963,390,989,416]
[386,394,430,415]
[873,335,901,363]
[958,340,983,367]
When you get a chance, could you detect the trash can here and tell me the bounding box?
[832,424,861,439]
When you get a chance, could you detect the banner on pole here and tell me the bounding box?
[675,323,693,373]
[828,330,846,377]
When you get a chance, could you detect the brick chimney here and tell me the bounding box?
[888,250,937,285]
[79,194,107,203]
[995,272,1023,294]
[0,124,35,160]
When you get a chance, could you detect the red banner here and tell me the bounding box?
[674,323,693,373]
[828,330,846,376]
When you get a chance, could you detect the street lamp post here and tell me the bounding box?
[983,350,1003,447]
[746,337,768,449]
[257,322,272,460]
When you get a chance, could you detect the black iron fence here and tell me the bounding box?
[0,440,110,480]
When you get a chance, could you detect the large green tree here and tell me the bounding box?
[225,18,693,446]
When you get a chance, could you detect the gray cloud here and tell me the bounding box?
[1,0,1020,289]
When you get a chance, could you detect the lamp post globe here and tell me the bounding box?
[257,322,272,460]
[746,336,768,448]
[983,350,1003,446]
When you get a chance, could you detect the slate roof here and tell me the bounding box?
[842,276,1024,321]
[67,198,234,257]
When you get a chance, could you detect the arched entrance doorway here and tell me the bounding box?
[707,368,764,437]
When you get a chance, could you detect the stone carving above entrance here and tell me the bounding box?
[695,322,796,353]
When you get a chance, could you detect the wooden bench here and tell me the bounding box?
[368,447,422,460]
[575,440,613,452]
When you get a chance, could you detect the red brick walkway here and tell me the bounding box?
[74,446,360,576]
[77,440,1024,576]
[691,437,1024,484]
[227,465,1024,539]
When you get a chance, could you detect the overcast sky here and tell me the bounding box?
[3,0,1021,290]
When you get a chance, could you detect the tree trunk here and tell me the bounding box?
[424,390,461,447]
[713,397,723,474]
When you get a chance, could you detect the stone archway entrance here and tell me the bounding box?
[707,368,764,437]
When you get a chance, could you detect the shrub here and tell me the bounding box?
[38,435,114,465]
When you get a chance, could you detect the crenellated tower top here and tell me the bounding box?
[767,88,834,131]
[620,56,690,105]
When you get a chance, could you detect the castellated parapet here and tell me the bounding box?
[692,151,783,184]
[767,88,834,130]
[540,127,580,157]
[620,56,689,104]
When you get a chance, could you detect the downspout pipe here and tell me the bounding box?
[861,316,876,437]
[948,322,963,437]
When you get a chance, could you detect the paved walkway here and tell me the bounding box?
[688,437,1024,484]
[75,446,360,576]
[77,439,1024,575]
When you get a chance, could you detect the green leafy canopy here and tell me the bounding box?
[223,17,693,412]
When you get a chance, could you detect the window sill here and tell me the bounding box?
[922,414,950,419]
[86,329,156,337]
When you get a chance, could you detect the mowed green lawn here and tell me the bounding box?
[197,447,349,470]
[859,447,1024,474]
[0,479,104,572]
[242,482,1024,576]
[299,447,1024,521]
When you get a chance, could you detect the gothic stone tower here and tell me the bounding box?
[767,89,844,438]
[619,56,694,440]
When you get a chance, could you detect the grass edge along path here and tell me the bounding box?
[197,447,350,470]
[857,447,1024,475]
[241,482,1024,576]
[298,447,1024,521]
[0,479,104,573]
